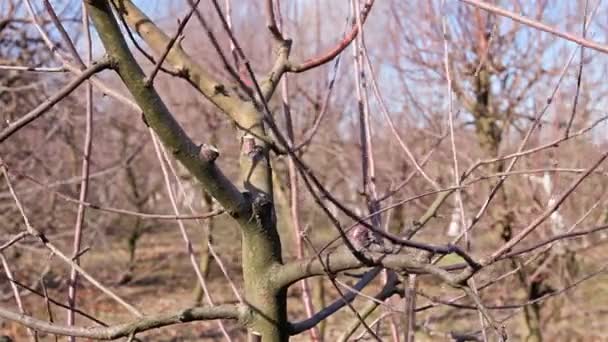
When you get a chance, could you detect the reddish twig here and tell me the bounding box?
[289,0,375,73]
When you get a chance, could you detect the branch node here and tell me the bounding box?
[213,83,228,96]
[199,143,219,163]
[241,134,264,160]
[143,77,153,88]
[105,54,119,69]
[140,112,149,127]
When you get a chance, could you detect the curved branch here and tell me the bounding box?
[0,304,245,339]
[288,0,375,73]
[289,267,391,335]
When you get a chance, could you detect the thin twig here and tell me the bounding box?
[459,0,608,54]
[151,132,234,341]
[40,278,59,342]
[564,0,589,137]
[488,151,608,262]
[0,253,37,341]
[0,232,28,252]
[289,0,375,73]
[0,60,111,143]
[10,277,107,326]
[300,235,382,341]
[144,0,201,86]
[67,3,94,334]
[0,65,65,72]
[10,170,224,220]
[157,136,242,303]
[0,160,143,317]
[275,2,320,340]
[362,30,440,191]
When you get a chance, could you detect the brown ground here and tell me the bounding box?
[2,219,608,341]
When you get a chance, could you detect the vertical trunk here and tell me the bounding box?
[403,274,417,342]
[124,164,145,280]
[523,300,542,342]
[472,68,501,159]
[240,214,288,341]
[272,171,295,256]
[472,65,542,342]
[312,277,326,338]
[237,103,288,341]
[192,191,213,304]
[514,261,543,342]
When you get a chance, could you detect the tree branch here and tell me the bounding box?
[0,304,245,339]
[258,0,375,100]
[289,267,390,335]
[0,59,111,143]
[337,276,399,342]
[288,0,375,73]
[143,0,201,87]
[110,0,242,115]
[86,0,247,217]
[487,151,608,263]
[459,0,608,55]
[274,249,466,288]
